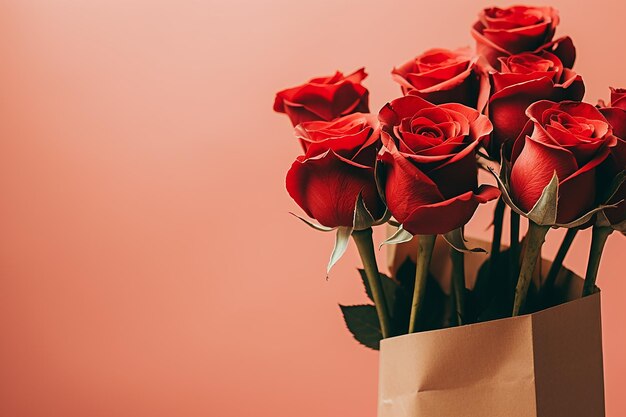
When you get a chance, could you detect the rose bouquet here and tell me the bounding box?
[275,5,623,417]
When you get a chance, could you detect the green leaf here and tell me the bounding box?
[339,304,382,350]
[358,269,398,310]
[527,171,559,225]
[290,212,334,232]
[443,228,488,253]
[380,225,414,248]
[327,226,352,274]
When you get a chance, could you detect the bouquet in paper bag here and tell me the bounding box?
[275,4,624,417]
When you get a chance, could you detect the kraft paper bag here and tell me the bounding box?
[378,252,605,417]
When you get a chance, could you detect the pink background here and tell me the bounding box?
[0,0,624,416]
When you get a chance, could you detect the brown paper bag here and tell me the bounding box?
[378,250,605,417]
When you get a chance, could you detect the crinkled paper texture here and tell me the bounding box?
[378,249,605,417]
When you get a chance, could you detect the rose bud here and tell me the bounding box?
[487,50,585,158]
[472,5,576,70]
[598,92,626,230]
[377,96,500,235]
[505,100,617,226]
[274,68,370,127]
[609,87,626,110]
[286,113,386,229]
[391,48,481,108]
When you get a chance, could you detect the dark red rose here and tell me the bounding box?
[609,87,626,111]
[286,113,385,228]
[509,101,617,224]
[487,51,585,157]
[391,48,481,108]
[472,5,576,69]
[274,68,369,127]
[377,96,499,235]
[598,92,626,227]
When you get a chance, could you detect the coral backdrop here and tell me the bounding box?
[0,0,624,416]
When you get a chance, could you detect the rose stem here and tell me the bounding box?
[543,228,578,292]
[489,197,506,278]
[509,211,521,293]
[450,246,466,326]
[512,222,550,316]
[352,228,391,338]
[409,234,437,333]
[582,226,613,297]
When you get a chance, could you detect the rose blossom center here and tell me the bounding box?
[485,6,545,29]
[548,113,600,139]
[417,52,465,73]
[507,54,555,74]
[414,126,443,139]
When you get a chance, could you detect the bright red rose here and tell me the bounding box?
[510,101,617,224]
[286,113,385,228]
[378,96,500,235]
[274,68,370,127]
[487,51,585,157]
[599,92,626,227]
[472,5,576,69]
[392,48,481,108]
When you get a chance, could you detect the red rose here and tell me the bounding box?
[472,5,576,69]
[487,51,585,157]
[609,87,626,110]
[509,101,617,224]
[274,68,370,127]
[599,93,626,227]
[286,113,385,228]
[391,48,481,108]
[378,96,499,235]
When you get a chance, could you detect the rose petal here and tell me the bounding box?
[379,145,443,223]
[286,150,383,228]
[510,135,578,213]
[401,186,500,235]
[379,95,434,128]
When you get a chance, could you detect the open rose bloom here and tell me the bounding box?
[504,100,617,225]
[378,96,499,235]
[274,68,370,126]
[487,50,584,156]
[276,4,623,417]
[392,48,481,108]
[472,5,576,69]
[598,90,626,230]
[286,113,386,229]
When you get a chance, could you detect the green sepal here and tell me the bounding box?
[374,158,387,205]
[353,193,375,231]
[290,212,334,232]
[352,191,390,231]
[487,166,527,218]
[379,225,414,249]
[526,171,559,226]
[443,228,488,253]
[327,226,352,274]
[558,202,621,229]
